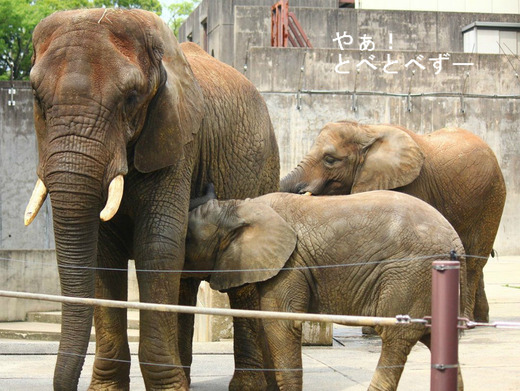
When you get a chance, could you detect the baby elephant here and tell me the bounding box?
[185,191,468,390]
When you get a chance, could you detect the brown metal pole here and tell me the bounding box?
[431,256,460,391]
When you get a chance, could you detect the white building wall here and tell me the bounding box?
[463,28,477,51]
[356,0,520,13]
[478,29,501,53]
[499,30,517,52]
[463,26,520,54]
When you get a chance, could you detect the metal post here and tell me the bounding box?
[271,1,289,47]
[430,255,460,391]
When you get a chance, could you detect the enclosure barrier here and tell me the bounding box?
[2,255,520,390]
[0,290,423,328]
[0,257,455,390]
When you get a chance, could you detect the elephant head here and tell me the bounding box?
[185,199,297,291]
[24,9,203,389]
[280,121,425,195]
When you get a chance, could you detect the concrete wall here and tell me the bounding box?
[181,3,520,67]
[234,6,520,69]
[0,250,60,321]
[0,82,54,250]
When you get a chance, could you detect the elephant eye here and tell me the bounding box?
[32,91,47,120]
[125,90,139,107]
[324,155,339,165]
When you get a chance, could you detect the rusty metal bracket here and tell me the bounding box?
[423,316,469,330]
[432,264,460,271]
[432,363,459,371]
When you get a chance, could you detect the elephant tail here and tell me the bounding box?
[457,250,473,321]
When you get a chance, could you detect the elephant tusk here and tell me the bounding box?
[24,179,48,226]
[303,192,312,196]
[100,175,124,222]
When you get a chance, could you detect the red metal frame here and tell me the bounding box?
[271,1,312,48]
[271,0,288,47]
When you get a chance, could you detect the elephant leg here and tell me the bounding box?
[258,270,311,390]
[460,233,490,322]
[126,168,196,390]
[177,277,202,384]
[362,326,378,336]
[473,275,489,322]
[133,190,191,389]
[261,318,303,390]
[89,220,132,391]
[228,284,278,391]
[135,240,188,390]
[463,256,487,322]
[369,327,423,391]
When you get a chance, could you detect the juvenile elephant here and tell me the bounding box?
[25,9,279,391]
[280,121,506,322]
[184,191,469,391]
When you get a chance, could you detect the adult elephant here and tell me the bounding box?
[280,121,506,322]
[25,9,279,391]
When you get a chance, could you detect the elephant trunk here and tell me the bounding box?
[45,152,104,390]
[280,165,306,194]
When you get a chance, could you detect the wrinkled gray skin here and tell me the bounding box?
[185,191,469,391]
[28,9,279,391]
[280,121,506,323]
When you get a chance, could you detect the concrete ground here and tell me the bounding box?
[0,256,518,390]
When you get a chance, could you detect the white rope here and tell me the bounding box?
[0,289,419,327]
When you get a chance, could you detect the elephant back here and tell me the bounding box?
[181,43,280,200]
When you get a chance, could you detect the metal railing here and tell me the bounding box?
[271,0,312,48]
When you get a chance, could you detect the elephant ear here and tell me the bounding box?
[134,14,204,173]
[210,201,297,291]
[352,125,425,193]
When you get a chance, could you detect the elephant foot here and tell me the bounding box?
[473,313,489,323]
[229,370,274,391]
[473,299,489,323]
[88,380,129,391]
[362,326,379,336]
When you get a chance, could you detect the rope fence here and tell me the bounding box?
[0,252,518,330]
[1,253,519,390]
[0,252,499,274]
[0,289,518,330]
[0,290,426,328]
